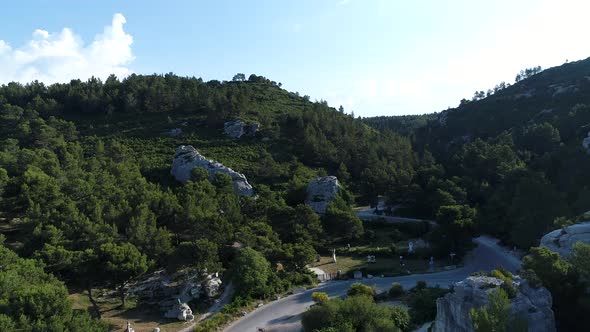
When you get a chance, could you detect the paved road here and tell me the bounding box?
[224,236,521,332]
[355,207,435,225]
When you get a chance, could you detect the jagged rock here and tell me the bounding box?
[171,145,253,196]
[540,221,590,258]
[127,268,222,317]
[223,119,259,139]
[582,132,590,153]
[165,302,194,321]
[204,274,222,298]
[433,276,555,332]
[305,176,340,214]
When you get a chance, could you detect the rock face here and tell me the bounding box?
[127,268,222,317]
[583,132,590,153]
[223,119,259,139]
[165,302,194,321]
[433,276,555,332]
[305,176,340,214]
[171,145,254,196]
[540,221,590,258]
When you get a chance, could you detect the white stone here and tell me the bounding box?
[305,176,340,214]
[540,222,590,258]
[171,145,254,196]
[223,120,259,139]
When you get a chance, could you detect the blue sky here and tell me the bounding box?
[1,0,589,116]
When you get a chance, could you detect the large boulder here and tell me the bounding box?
[305,176,340,214]
[171,145,253,196]
[223,119,259,139]
[540,221,590,258]
[433,275,555,332]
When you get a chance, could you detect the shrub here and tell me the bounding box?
[500,282,518,299]
[312,292,329,304]
[408,286,449,324]
[389,282,404,298]
[347,283,375,298]
[521,269,542,288]
[390,305,410,331]
[414,280,427,291]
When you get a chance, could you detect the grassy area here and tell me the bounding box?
[68,291,189,332]
[312,255,441,277]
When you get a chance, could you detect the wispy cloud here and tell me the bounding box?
[0,13,134,84]
[338,0,351,6]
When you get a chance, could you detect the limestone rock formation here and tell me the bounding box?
[204,274,222,298]
[540,221,590,258]
[305,176,340,214]
[433,275,555,332]
[165,302,194,321]
[223,119,259,139]
[171,145,253,196]
[127,268,222,317]
[583,132,590,153]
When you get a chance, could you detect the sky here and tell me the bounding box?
[1,0,590,117]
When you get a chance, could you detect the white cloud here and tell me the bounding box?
[0,13,134,84]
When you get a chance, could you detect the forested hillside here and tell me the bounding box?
[0,73,417,329]
[2,58,590,330]
[383,58,590,249]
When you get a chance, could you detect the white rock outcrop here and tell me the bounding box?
[223,120,259,139]
[165,302,194,321]
[127,269,222,317]
[171,145,253,196]
[305,176,340,214]
[433,276,555,332]
[540,221,590,258]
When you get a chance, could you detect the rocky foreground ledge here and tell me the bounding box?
[433,275,555,332]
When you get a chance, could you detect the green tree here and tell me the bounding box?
[570,242,590,281]
[232,248,272,298]
[99,242,148,306]
[302,294,401,332]
[469,289,511,332]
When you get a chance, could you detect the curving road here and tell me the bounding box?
[224,236,521,332]
[355,207,436,226]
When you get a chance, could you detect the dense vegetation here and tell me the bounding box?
[2,56,590,330]
[0,73,416,327]
[368,59,590,250]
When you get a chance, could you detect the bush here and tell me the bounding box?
[414,280,427,291]
[389,282,405,298]
[500,282,518,299]
[347,283,375,298]
[408,286,449,324]
[390,305,411,331]
[521,269,542,288]
[312,292,329,304]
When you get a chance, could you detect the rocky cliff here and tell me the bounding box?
[305,176,340,214]
[171,145,254,196]
[540,221,590,258]
[433,275,555,332]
